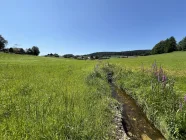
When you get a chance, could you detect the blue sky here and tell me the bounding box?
[1,0,186,55]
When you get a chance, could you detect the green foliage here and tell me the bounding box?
[63,54,74,58]
[152,41,165,54]
[0,35,8,49]
[26,48,33,55]
[89,50,151,57]
[45,53,60,57]
[177,37,186,51]
[13,48,25,54]
[53,53,59,57]
[32,46,40,56]
[25,46,40,56]
[163,39,170,53]
[9,47,14,53]
[152,36,177,54]
[168,36,177,52]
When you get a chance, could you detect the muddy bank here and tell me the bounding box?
[110,83,165,140]
[111,101,130,140]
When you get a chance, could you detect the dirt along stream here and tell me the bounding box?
[110,82,165,140]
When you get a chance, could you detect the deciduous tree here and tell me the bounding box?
[177,37,186,51]
[32,46,40,56]
[0,35,8,49]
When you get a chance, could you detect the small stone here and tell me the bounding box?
[118,130,123,133]
[128,132,133,137]
[132,118,136,121]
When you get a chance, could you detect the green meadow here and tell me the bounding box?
[110,51,186,94]
[0,51,186,139]
[0,53,115,139]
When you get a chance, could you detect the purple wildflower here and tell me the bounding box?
[184,95,186,102]
[162,75,166,82]
[158,75,160,82]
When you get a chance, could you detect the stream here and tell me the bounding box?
[110,83,165,140]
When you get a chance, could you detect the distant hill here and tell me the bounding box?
[86,50,151,57]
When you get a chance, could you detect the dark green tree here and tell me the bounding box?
[0,35,8,49]
[90,55,94,59]
[152,36,177,54]
[26,48,33,55]
[152,41,165,54]
[54,53,59,57]
[32,46,40,56]
[177,37,186,51]
[177,44,182,51]
[19,48,25,54]
[164,39,170,53]
[63,54,74,58]
[163,37,177,53]
[95,56,99,59]
[168,36,177,52]
[9,47,14,53]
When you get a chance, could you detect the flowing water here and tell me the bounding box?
[110,83,165,140]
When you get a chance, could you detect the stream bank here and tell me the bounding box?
[110,82,165,140]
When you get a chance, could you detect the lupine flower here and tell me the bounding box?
[157,74,160,82]
[162,75,166,82]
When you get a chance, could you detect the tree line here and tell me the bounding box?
[0,35,40,56]
[90,36,186,57]
[152,36,186,54]
[45,53,59,57]
[88,50,151,58]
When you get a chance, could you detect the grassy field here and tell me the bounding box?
[109,51,186,94]
[0,53,116,139]
[0,51,186,139]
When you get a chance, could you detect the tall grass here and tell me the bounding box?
[108,61,186,139]
[0,53,114,139]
